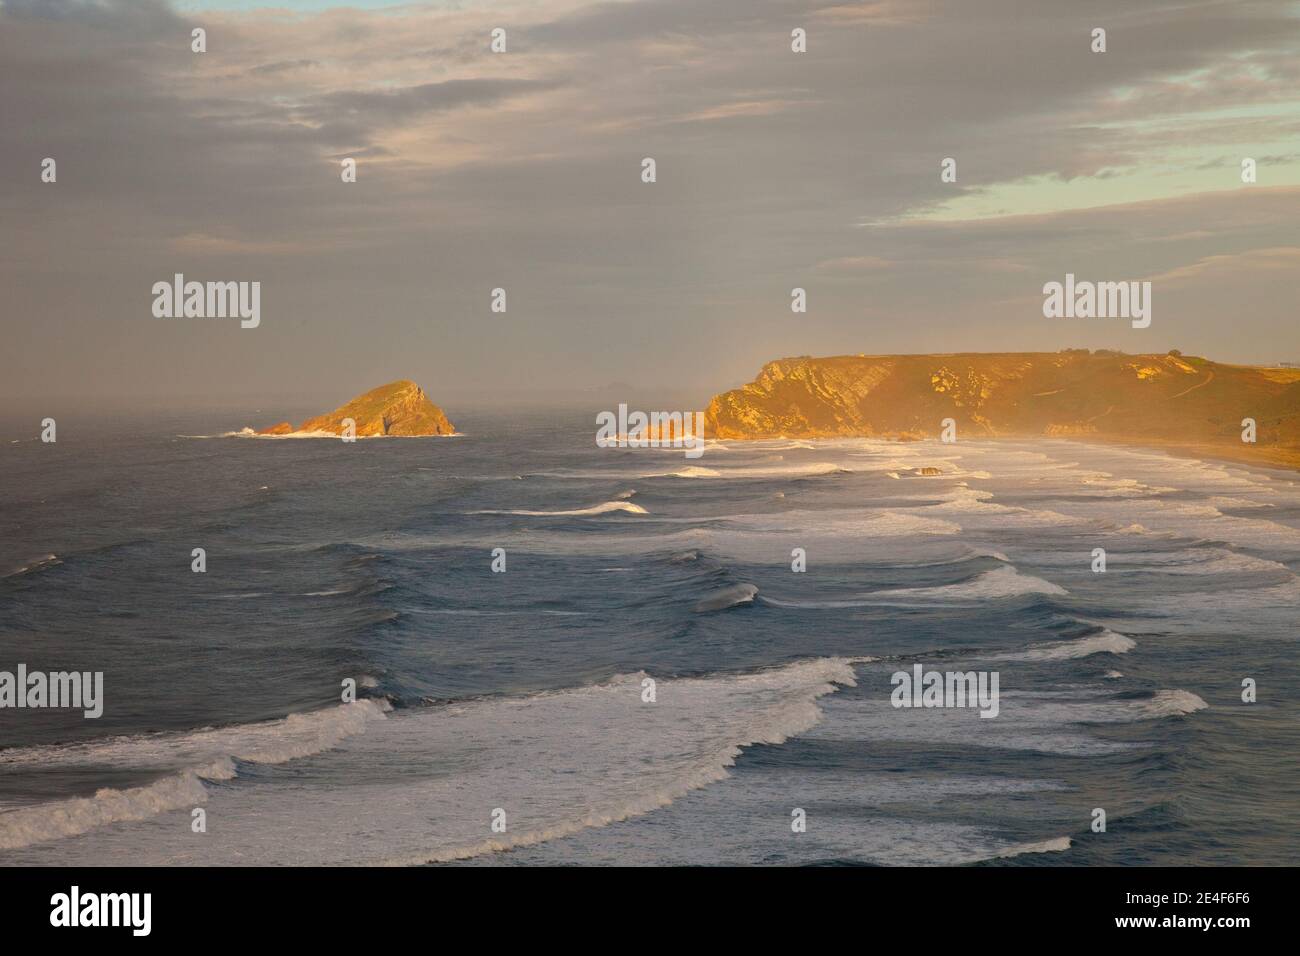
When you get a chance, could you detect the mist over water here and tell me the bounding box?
[1,408,1296,865]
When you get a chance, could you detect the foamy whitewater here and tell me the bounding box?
[1,409,1297,865]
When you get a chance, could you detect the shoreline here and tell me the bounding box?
[1071,437,1300,476]
[711,432,1300,475]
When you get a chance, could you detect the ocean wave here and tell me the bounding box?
[991,836,1072,859]
[694,583,758,612]
[719,508,962,537]
[869,565,1068,603]
[1205,495,1274,510]
[907,489,1078,528]
[300,580,392,598]
[184,428,338,439]
[185,428,463,440]
[758,565,1064,610]
[1139,689,1209,718]
[1039,497,1300,551]
[805,682,1206,759]
[382,658,863,865]
[1,554,62,578]
[471,500,649,517]
[3,659,865,866]
[0,700,389,851]
[1079,475,1177,497]
[0,772,213,852]
[1079,447,1287,496]
[1017,689,1208,723]
[1134,549,1292,577]
[654,462,849,480]
[987,629,1135,662]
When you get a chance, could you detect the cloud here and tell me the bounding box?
[1148,245,1300,284]
[1,0,1299,403]
[676,99,802,124]
[304,77,564,128]
[248,58,318,75]
[815,256,896,273]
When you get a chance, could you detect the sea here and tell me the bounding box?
[2,406,1297,866]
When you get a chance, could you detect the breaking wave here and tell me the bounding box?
[988,629,1136,662]
[1,554,62,578]
[694,583,759,612]
[0,700,389,851]
[472,500,649,517]
[3,659,863,866]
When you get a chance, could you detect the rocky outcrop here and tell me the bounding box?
[254,380,455,437]
[704,352,1300,468]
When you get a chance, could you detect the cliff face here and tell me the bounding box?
[256,380,455,436]
[705,352,1300,466]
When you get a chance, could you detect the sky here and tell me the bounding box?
[2,0,1299,408]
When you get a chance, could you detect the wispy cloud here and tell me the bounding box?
[2,0,1299,402]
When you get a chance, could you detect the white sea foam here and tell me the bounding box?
[0,772,213,852]
[894,485,1079,529]
[1,554,62,578]
[1045,498,1300,551]
[869,565,1068,603]
[806,681,1207,757]
[660,461,849,480]
[2,659,863,866]
[1205,495,1274,510]
[1079,475,1176,497]
[1141,689,1209,717]
[187,428,462,440]
[994,836,1072,858]
[0,699,390,774]
[1133,549,1291,576]
[719,508,961,537]
[987,629,1136,661]
[0,700,389,851]
[694,583,758,612]
[361,518,956,566]
[759,565,1065,610]
[485,769,1074,866]
[1078,447,1286,496]
[472,500,649,517]
[561,460,851,481]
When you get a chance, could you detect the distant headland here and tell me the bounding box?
[703,351,1300,470]
[252,380,455,437]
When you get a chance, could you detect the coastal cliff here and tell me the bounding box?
[704,352,1300,468]
[256,380,455,437]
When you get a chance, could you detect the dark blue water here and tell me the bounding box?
[1,408,1296,864]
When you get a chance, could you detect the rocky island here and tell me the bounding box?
[703,351,1300,469]
[253,380,456,437]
